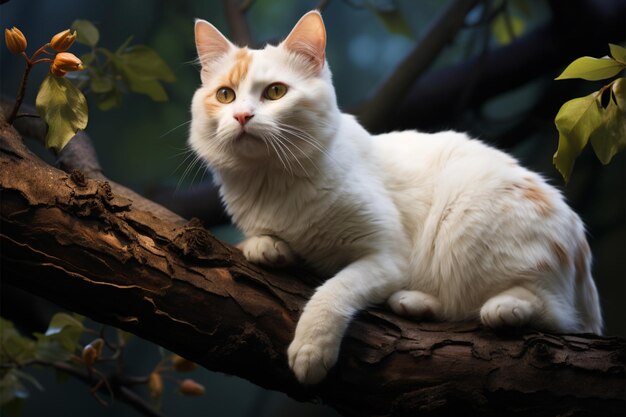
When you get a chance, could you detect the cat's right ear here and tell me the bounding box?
[194,19,233,78]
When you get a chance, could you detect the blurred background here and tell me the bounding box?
[1,0,624,416]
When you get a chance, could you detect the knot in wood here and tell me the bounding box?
[173,218,214,259]
[69,169,86,187]
[529,341,553,361]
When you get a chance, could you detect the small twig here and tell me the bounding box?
[7,61,33,124]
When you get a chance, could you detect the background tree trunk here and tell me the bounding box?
[1,121,624,417]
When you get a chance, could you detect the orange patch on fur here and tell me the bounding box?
[204,94,221,115]
[226,48,252,88]
[536,260,552,273]
[516,177,553,216]
[551,241,569,267]
[574,239,591,283]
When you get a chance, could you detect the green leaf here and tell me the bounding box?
[553,91,604,182]
[13,371,43,392]
[555,56,624,81]
[491,13,525,45]
[96,90,124,111]
[71,19,100,47]
[0,370,28,406]
[80,52,95,67]
[0,318,35,365]
[590,85,626,164]
[118,45,176,83]
[35,75,89,152]
[609,43,626,64]
[34,313,84,362]
[612,77,625,110]
[90,76,114,93]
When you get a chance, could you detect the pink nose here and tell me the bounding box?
[234,112,254,126]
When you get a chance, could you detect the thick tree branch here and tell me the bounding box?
[365,0,626,134]
[356,0,480,132]
[1,122,624,416]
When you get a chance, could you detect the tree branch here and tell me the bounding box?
[1,122,624,416]
[223,0,254,47]
[366,0,626,134]
[356,0,480,132]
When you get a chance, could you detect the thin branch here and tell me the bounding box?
[40,361,167,417]
[357,0,480,132]
[223,0,254,46]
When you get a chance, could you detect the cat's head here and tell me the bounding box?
[189,11,339,174]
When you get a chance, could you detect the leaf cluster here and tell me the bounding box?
[553,44,626,182]
[71,20,176,112]
[0,314,203,417]
[0,314,84,415]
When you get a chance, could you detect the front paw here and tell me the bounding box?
[288,338,339,385]
[239,235,295,267]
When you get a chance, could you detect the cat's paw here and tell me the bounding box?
[239,235,295,267]
[480,295,533,328]
[288,338,339,385]
[388,290,442,320]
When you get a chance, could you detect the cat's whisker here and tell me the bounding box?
[159,120,192,139]
[262,132,291,175]
[272,132,311,177]
[272,130,320,175]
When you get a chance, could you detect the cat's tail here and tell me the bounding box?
[574,238,603,335]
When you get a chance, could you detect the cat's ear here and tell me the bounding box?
[195,19,234,71]
[281,10,326,74]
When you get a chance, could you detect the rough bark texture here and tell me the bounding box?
[1,122,624,417]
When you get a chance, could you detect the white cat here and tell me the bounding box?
[189,11,603,385]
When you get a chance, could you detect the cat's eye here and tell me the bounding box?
[263,83,288,100]
[216,87,235,104]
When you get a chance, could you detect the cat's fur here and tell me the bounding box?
[189,11,603,384]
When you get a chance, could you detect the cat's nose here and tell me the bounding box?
[233,112,254,127]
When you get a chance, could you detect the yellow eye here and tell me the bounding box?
[263,83,287,100]
[216,87,235,104]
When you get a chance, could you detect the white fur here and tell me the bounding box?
[189,12,603,385]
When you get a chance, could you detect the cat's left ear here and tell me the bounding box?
[281,10,326,74]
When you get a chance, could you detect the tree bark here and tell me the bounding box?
[1,122,624,417]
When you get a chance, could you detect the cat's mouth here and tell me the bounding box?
[234,131,262,143]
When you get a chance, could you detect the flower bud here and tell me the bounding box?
[172,355,198,373]
[179,379,205,396]
[148,372,164,398]
[50,63,67,77]
[4,27,27,54]
[52,52,84,72]
[82,338,104,367]
[50,29,76,52]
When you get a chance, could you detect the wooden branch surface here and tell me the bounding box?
[1,123,624,416]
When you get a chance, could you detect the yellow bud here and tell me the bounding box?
[179,379,205,396]
[148,372,164,398]
[82,338,104,367]
[52,52,84,72]
[50,29,76,52]
[4,27,27,54]
[172,355,198,373]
